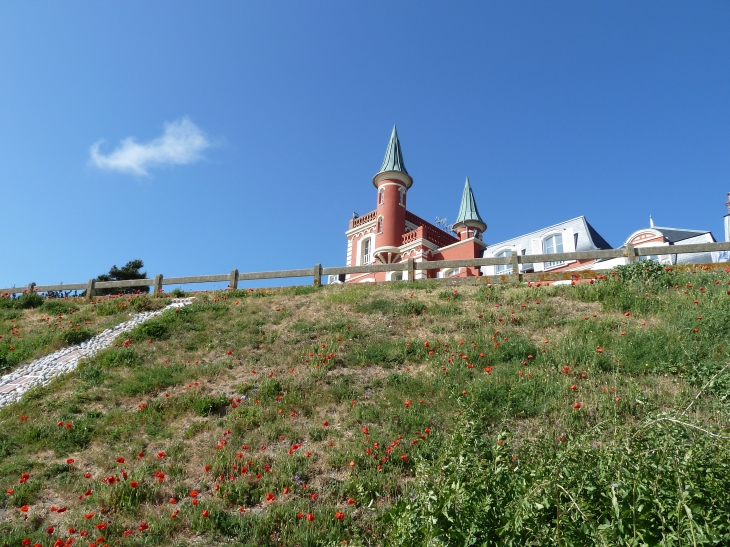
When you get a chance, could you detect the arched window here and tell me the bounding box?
[399,187,406,206]
[544,234,564,268]
[377,217,383,233]
[378,188,385,206]
[495,249,513,273]
[360,238,372,265]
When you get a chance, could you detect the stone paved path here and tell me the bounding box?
[0,297,195,408]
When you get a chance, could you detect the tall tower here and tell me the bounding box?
[372,126,413,263]
[452,177,486,241]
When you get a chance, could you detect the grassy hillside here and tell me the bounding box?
[0,292,170,376]
[1,263,730,546]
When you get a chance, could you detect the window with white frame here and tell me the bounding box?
[441,268,460,278]
[495,249,513,273]
[544,234,564,268]
[378,188,385,206]
[377,217,383,233]
[399,187,406,206]
[360,238,372,265]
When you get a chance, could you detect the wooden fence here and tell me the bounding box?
[3,241,730,299]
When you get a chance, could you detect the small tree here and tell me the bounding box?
[95,259,150,295]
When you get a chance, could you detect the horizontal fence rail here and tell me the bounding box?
[3,242,730,298]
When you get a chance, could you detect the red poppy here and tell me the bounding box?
[573,403,581,409]
[129,481,139,488]
[306,513,314,521]
[116,457,125,464]
[335,511,345,520]
[265,492,275,502]
[202,509,209,518]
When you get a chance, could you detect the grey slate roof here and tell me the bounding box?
[453,177,486,229]
[484,216,612,255]
[651,227,711,244]
[377,126,408,176]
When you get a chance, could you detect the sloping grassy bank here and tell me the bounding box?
[0,293,170,376]
[1,263,729,546]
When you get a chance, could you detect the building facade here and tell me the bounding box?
[340,129,729,283]
[342,127,486,283]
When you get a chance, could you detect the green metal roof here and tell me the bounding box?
[378,125,409,176]
[454,177,486,230]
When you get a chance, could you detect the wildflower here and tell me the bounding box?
[335,511,345,520]
[573,403,581,409]
[129,481,139,488]
[306,513,315,521]
[66,458,74,464]
[116,457,125,464]
[202,509,209,518]
[266,493,276,502]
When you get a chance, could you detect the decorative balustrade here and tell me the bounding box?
[404,211,458,247]
[349,210,377,229]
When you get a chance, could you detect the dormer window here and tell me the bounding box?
[495,249,513,273]
[544,234,564,269]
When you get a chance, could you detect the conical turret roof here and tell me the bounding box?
[373,126,412,188]
[453,177,486,231]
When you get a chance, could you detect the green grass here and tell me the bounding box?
[1,265,729,546]
[0,293,170,375]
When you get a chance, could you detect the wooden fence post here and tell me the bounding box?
[154,274,163,295]
[408,258,415,281]
[625,243,637,264]
[511,254,520,280]
[86,279,96,300]
[313,264,322,287]
[230,269,239,291]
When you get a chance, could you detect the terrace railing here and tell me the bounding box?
[3,241,730,299]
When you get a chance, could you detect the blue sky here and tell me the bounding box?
[1,2,729,290]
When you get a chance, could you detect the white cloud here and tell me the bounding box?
[89,117,210,176]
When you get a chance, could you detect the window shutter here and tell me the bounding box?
[531,238,544,272]
[563,227,576,253]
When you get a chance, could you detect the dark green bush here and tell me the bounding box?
[59,327,94,346]
[191,394,229,416]
[41,300,76,314]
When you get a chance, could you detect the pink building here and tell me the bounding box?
[343,127,487,283]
